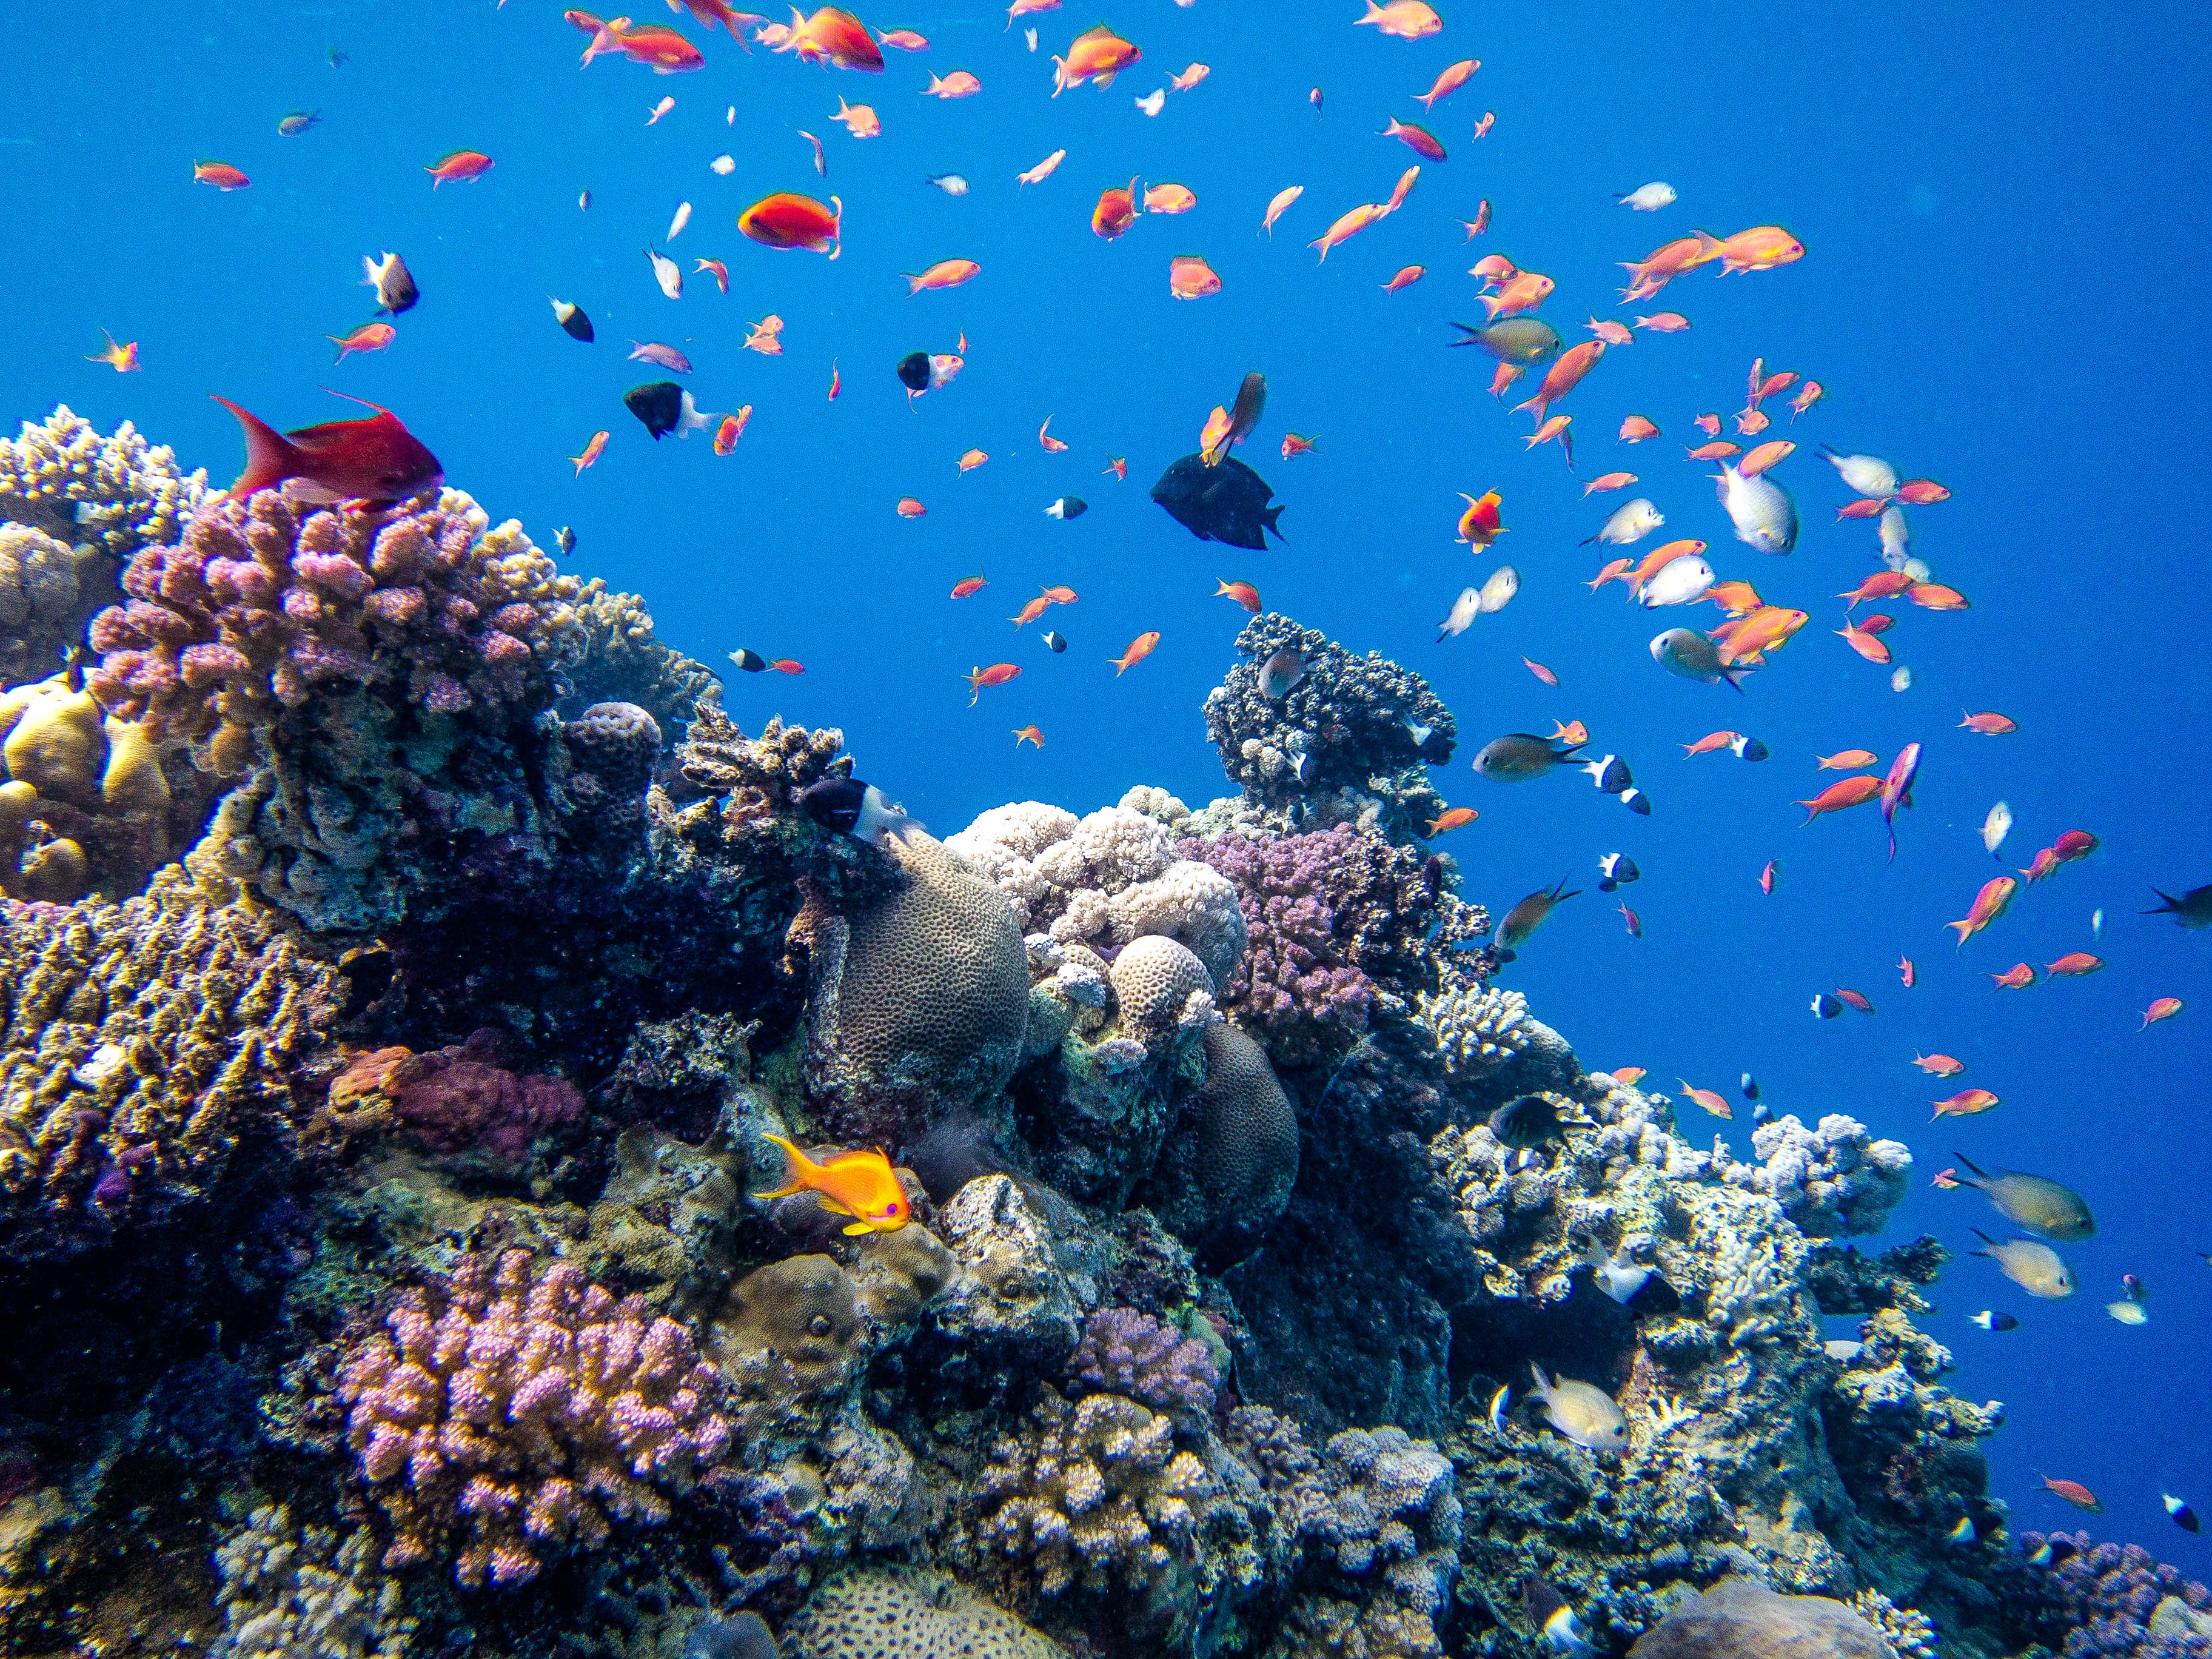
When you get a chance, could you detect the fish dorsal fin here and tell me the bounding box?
[1075,22,1114,42]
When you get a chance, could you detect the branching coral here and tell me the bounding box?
[0,405,207,563]
[1848,1589,1939,1659]
[0,869,337,1259]
[334,1247,733,1587]
[565,578,720,738]
[1716,1113,1912,1238]
[209,1505,414,1659]
[2017,1533,2212,1659]
[1201,613,1454,828]
[1413,983,1530,1078]
[948,801,1247,988]
[675,700,848,823]
[1070,1307,1222,1423]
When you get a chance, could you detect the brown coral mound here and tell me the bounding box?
[1144,1022,1298,1261]
[1626,1577,1892,1659]
[676,702,848,824]
[783,1565,1073,1659]
[802,832,1028,1146]
[0,869,337,1258]
[334,1248,733,1587]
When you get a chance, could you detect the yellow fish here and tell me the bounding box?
[752,1134,911,1235]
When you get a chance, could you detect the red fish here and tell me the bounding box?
[1880,741,1922,859]
[1677,1080,1733,1120]
[1912,1054,1965,1076]
[2045,951,2104,977]
[425,149,495,187]
[211,393,443,505]
[2053,830,2099,862]
[2017,847,2060,884]
[2141,996,2184,1029]
[1415,59,1478,110]
[769,658,803,674]
[1989,962,2036,990]
[1931,1088,2000,1120]
[1093,176,1141,240]
[1215,580,1262,612]
[950,571,987,598]
[1834,987,1874,1013]
[1512,341,1604,424]
[1797,774,1883,824]
[739,191,842,256]
[1759,859,1778,895]
[1522,657,1558,687]
[776,5,885,70]
[1959,711,2017,735]
[965,662,1021,704]
[193,159,251,191]
[1681,731,1740,757]
[327,322,396,362]
[1946,875,2019,945]
[1379,117,1446,160]
[1896,478,1951,504]
[2040,1477,2101,1514]
[1618,903,1643,939]
[1110,631,1161,675]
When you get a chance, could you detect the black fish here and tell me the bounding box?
[1151,452,1285,551]
[1812,992,1842,1019]
[1740,1071,1759,1101]
[1488,1094,1584,1151]
[798,777,867,833]
[554,526,575,557]
[552,297,594,343]
[729,648,768,672]
[625,381,683,440]
[1045,496,1087,520]
[896,350,931,392]
[1041,630,1067,653]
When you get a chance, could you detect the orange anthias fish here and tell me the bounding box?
[1415,58,1477,110]
[2041,1477,2103,1514]
[1470,253,1517,286]
[827,361,841,399]
[1618,232,1721,301]
[1583,471,1635,495]
[898,497,928,518]
[2054,829,2099,861]
[1052,23,1141,94]
[1012,725,1045,748]
[1634,312,1691,332]
[1261,184,1304,236]
[744,315,785,354]
[1168,255,1222,299]
[1427,806,1478,834]
[1946,875,2019,945]
[950,571,987,597]
[1715,225,1805,273]
[569,429,609,476]
[1355,0,1442,38]
[1740,439,1795,477]
[326,321,397,362]
[1005,0,1059,27]
[193,159,252,191]
[1169,62,1210,92]
[1110,631,1161,674]
[1990,963,2037,990]
[966,663,1021,703]
[1610,1066,1647,1087]
[1455,489,1506,546]
[1960,711,2018,734]
[877,27,928,49]
[1900,956,1917,988]
[739,191,842,256]
[2141,996,2185,1029]
[957,448,988,472]
[1837,622,1891,664]
[696,256,732,293]
[1760,859,1779,895]
[2046,952,2105,977]
[1523,657,1558,686]
[1093,176,1141,238]
[1586,318,1634,346]
[1019,148,1067,187]
[904,258,982,293]
[1216,580,1262,612]
[1310,201,1387,261]
[1619,415,1660,442]
[1907,583,1971,609]
[1037,417,1070,453]
[1144,183,1197,213]
[1797,774,1883,824]
[214,392,443,504]
[1010,595,1050,627]
[1931,1089,2000,1122]
[1512,340,1603,423]
[1483,272,1555,321]
[1677,1080,1734,1120]
[774,5,885,70]
[1104,456,1127,479]
[1550,720,1589,745]
[1382,264,1426,294]
[1681,731,1741,757]
[85,330,140,372]
[1379,116,1446,160]
[1281,432,1318,457]
[1912,1053,1966,1077]
[1706,580,1762,615]
[425,149,495,187]
[752,1134,910,1235]
[1816,749,1879,770]
[830,96,881,136]
[1791,381,1826,417]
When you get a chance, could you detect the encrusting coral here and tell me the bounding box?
[0,868,337,1260]
[333,1247,734,1587]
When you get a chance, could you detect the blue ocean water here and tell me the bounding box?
[4,0,2208,1567]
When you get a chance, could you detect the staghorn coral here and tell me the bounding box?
[1413,982,1530,1078]
[1144,1021,1298,1262]
[0,405,207,563]
[976,1386,1218,1597]
[1070,1306,1222,1423]
[0,520,109,688]
[565,577,721,737]
[1180,823,1444,1065]
[783,1564,1076,1659]
[801,830,1030,1148]
[209,1504,414,1659]
[948,800,1247,988]
[1202,613,1454,834]
[1717,1113,1913,1238]
[333,1247,733,1586]
[0,868,337,1259]
[2017,1532,2212,1659]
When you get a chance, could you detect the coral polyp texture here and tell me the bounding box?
[333,1247,734,1587]
[0,404,208,562]
[566,577,721,738]
[0,868,336,1259]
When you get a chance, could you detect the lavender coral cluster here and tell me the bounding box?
[335,1248,732,1588]
[1179,823,1442,1064]
[2022,1533,2212,1659]
[1069,1307,1221,1422]
[85,483,583,775]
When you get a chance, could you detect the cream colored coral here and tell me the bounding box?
[0,406,208,560]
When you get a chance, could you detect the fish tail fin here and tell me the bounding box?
[210,395,297,499]
[749,1132,815,1199]
[1510,392,1543,419]
[327,338,349,364]
[1969,1227,1996,1250]
[2144,889,2180,915]
[1527,1361,1550,1393]
[1946,918,1971,946]
[1954,1151,1989,1180]
[902,272,924,293]
[1478,294,1505,321]
[1263,503,1286,543]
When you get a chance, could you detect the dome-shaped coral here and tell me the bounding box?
[1144,1022,1298,1262]
[783,1565,1074,1659]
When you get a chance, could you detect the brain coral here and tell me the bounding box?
[1144,1022,1299,1261]
[1107,935,1218,1053]
[782,1564,1074,1659]
[946,802,1247,989]
[0,868,337,1259]
[802,831,1029,1146]
[0,404,207,562]
[334,1247,733,1587]
[1201,612,1454,822]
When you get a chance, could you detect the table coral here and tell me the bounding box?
[334,1247,733,1587]
[1201,613,1454,833]
[0,868,337,1259]
[948,801,1247,988]
[0,405,207,563]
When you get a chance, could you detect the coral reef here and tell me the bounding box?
[783,1564,1075,1659]
[1629,1577,1894,1659]
[1717,1112,1914,1238]
[2017,1533,2212,1659]
[333,1247,733,1586]
[0,868,337,1261]
[1413,982,1530,1077]
[1069,1306,1222,1423]
[0,404,207,563]
[209,1504,414,1659]
[0,520,109,688]
[566,577,721,738]
[1142,1021,1299,1262]
[1201,612,1455,836]
[319,1030,584,1173]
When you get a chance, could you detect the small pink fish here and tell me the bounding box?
[628,340,693,373]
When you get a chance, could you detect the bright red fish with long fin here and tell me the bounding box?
[210,393,443,505]
[1880,740,1921,860]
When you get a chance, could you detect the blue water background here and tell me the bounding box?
[4,0,2208,1560]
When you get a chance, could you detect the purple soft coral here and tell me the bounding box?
[2023,1532,2212,1659]
[1069,1306,1221,1421]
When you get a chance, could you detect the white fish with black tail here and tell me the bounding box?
[1638,552,1714,608]
[645,244,682,298]
[1526,1364,1629,1452]
[1478,564,1520,613]
[1651,628,1746,689]
[1819,443,1900,498]
[1438,586,1481,640]
[1982,801,2013,858]
[1615,181,1676,211]
[1715,461,1797,553]
[1583,497,1663,547]
[796,776,922,846]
